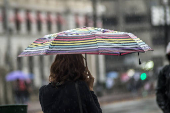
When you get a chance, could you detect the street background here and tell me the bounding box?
[0,0,170,113]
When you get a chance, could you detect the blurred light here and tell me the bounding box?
[140,73,147,80]
[144,61,154,71]
[141,61,154,71]
[127,69,135,77]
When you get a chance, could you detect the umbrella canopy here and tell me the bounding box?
[107,71,118,79]
[18,27,153,57]
[6,70,30,81]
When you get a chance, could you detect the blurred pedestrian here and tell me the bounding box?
[13,79,20,104]
[14,79,30,104]
[39,54,102,113]
[24,79,31,104]
[156,42,170,113]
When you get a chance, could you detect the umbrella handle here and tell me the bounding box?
[85,53,87,67]
[138,52,142,65]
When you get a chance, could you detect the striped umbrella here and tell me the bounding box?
[18,27,153,57]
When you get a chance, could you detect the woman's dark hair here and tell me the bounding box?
[166,54,170,62]
[49,54,87,83]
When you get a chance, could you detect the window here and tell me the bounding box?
[57,13,62,32]
[26,10,31,32]
[102,16,118,26]
[47,12,52,33]
[15,8,21,32]
[84,14,89,27]
[125,14,147,24]
[75,13,80,28]
[37,11,42,32]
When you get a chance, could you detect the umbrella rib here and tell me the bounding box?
[127,33,146,52]
[93,34,100,54]
[86,27,100,55]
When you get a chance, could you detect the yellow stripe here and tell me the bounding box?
[52,40,142,44]
[52,38,140,43]
[29,40,142,47]
[96,38,140,41]
[51,41,142,45]
[28,38,142,47]
[51,42,96,45]
[98,40,142,43]
[53,39,96,43]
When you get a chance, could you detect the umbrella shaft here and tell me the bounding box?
[85,53,87,67]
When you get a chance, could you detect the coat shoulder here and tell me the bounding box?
[39,84,48,94]
[161,65,170,74]
[77,80,89,91]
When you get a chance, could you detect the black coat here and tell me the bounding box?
[156,65,170,113]
[39,80,102,113]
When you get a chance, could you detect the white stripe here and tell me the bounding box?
[49,46,98,50]
[24,48,48,52]
[23,45,150,52]
[24,46,98,51]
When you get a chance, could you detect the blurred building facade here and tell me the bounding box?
[102,0,170,75]
[0,0,105,88]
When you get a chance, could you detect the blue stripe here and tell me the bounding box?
[26,46,49,50]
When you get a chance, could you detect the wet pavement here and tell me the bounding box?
[28,95,161,113]
[27,101,41,113]
[102,97,161,113]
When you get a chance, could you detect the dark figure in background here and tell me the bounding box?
[156,43,170,113]
[24,80,31,104]
[14,79,30,104]
[14,79,20,104]
[39,54,102,113]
